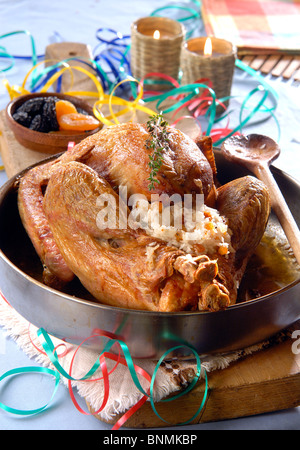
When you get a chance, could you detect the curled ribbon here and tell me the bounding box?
[0,320,208,429]
[0,366,60,416]
[150,1,202,38]
[36,327,208,430]
[1,25,280,144]
[2,57,157,127]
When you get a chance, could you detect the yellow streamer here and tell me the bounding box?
[3,60,156,128]
[93,78,156,126]
[3,78,30,100]
[44,65,105,101]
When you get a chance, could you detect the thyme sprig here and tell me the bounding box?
[146,113,170,191]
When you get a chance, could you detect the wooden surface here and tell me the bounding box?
[88,321,300,428]
[239,54,300,81]
[1,108,299,429]
[0,109,50,178]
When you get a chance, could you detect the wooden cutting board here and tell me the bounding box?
[0,109,51,178]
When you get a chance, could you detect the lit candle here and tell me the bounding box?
[131,17,185,89]
[180,36,236,113]
[153,30,160,40]
[204,37,212,57]
[188,37,229,58]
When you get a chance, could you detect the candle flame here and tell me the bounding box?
[204,37,212,56]
[153,30,160,40]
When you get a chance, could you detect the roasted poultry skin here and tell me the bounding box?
[18,123,215,286]
[42,161,223,311]
[17,123,270,312]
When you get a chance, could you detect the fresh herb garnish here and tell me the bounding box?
[146,113,170,191]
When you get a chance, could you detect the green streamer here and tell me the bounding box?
[0,47,15,73]
[0,30,38,88]
[148,82,216,135]
[0,366,60,416]
[150,344,208,425]
[213,85,280,146]
[235,58,279,103]
[37,328,149,397]
[151,5,200,22]
[0,30,37,67]
[150,1,201,38]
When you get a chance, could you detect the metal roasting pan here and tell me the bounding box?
[0,150,299,358]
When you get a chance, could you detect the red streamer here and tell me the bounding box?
[28,323,71,358]
[0,291,12,307]
[64,329,152,430]
[139,72,180,98]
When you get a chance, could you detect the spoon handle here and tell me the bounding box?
[255,163,300,266]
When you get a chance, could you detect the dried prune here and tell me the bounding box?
[18,97,44,115]
[76,107,88,115]
[12,111,32,127]
[42,97,59,131]
[29,114,43,131]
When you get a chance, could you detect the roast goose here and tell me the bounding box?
[17,122,270,312]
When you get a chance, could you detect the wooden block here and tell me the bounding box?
[240,55,255,66]
[293,67,300,82]
[87,321,300,428]
[45,42,98,103]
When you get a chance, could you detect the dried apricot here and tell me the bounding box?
[58,113,100,131]
[218,245,229,256]
[55,100,77,120]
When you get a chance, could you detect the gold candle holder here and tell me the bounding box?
[131,16,185,90]
[180,37,236,113]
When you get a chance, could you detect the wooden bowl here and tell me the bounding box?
[6,92,102,154]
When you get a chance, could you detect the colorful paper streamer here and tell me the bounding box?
[1,23,280,145]
[0,315,208,430]
[0,290,207,428]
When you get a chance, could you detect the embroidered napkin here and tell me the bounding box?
[0,292,292,427]
[202,0,300,54]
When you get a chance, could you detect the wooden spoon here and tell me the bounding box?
[221,134,300,266]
